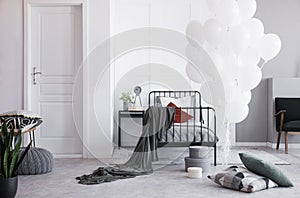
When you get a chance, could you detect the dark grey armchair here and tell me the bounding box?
[275,98,300,154]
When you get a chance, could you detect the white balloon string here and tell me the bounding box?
[221,120,231,165]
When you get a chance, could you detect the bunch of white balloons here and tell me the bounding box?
[185,0,281,123]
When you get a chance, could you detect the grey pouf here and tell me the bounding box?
[185,146,211,172]
[18,147,53,175]
[185,157,210,172]
[189,146,210,158]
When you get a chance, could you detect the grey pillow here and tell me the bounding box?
[208,166,278,193]
[239,153,293,187]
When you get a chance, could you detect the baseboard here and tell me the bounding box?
[235,142,267,147]
[267,142,300,149]
[53,154,83,158]
[235,142,300,149]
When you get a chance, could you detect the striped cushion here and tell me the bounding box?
[18,147,53,175]
[0,110,42,132]
[208,166,278,193]
[0,110,42,118]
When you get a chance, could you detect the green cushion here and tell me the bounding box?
[239,153,293,187]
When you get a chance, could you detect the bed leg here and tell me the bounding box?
[214,144,217,166]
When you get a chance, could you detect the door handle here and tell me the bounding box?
[32,66,42,85]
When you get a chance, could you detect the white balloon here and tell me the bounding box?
[186,20,205,47]
[215,0,239,27]
[207,50,224,71]
[238,47,260,66]
[185,44,219,79]
[203,19,225,48]
[259,33,282,61]
[242,91,252,104]
[185,44,199,62]
[237,0,257,21]
[229,25,251,54]
[227,87,252,105]
[182,0,281,124]
[221,54,239,81]
[223,80,238,102]
[206,0,221,15]
[222,62,239,81]
[185,63,205,84]
[237,65,262,91]
[226,101,249,123]
[201,80,224,106]
[245,18,264,43]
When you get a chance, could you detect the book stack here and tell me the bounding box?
[128,106,144,111]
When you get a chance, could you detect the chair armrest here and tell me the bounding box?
[274,110,286,131]
[274,110,286,117]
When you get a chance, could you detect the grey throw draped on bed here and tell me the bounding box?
[76,106,175,185]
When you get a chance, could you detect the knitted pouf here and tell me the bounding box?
[18,147,53,175]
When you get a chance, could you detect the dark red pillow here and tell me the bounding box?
[167,102,193,123]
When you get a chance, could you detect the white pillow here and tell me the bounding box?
[159,96,194,107]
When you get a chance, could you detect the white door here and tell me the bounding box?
[28,5,83,157]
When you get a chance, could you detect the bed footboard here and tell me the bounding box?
[148,91,217,166]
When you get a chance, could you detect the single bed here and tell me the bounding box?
[148,90,218,166]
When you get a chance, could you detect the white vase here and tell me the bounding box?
[123,102,128,110]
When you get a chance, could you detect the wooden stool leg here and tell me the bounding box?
[285,132,288,154]
[276,131,281,150]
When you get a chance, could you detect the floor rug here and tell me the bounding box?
[105,147,290,167]
[218,148,290,165]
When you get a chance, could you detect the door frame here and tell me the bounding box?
[23,0,88,157]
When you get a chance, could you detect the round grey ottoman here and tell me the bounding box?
[18,147,53,175]
[185,157,210,172]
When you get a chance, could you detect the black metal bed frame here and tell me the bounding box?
[148,90,217,166]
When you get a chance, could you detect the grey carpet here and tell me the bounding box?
[106,146,289,167]
[16,147,299,198]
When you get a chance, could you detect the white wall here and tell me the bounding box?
[0,0,111,158]
[110,0,201,145]
[236,0,300,143]
[0,0,23,112]
[85,0,111,158]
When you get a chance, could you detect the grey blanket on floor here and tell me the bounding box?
[76,106,175,185]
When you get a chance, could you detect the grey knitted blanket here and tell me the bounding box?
[76,106,175,185]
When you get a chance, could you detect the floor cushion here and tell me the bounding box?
[208,165,278,193]
[18,147,53,175]
[239,153,293,187]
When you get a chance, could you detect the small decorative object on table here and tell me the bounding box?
[128,86,143,111]
[133,86,142,107]
[120,92,134,111]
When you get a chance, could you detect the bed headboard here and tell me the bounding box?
[148,90,201,107]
